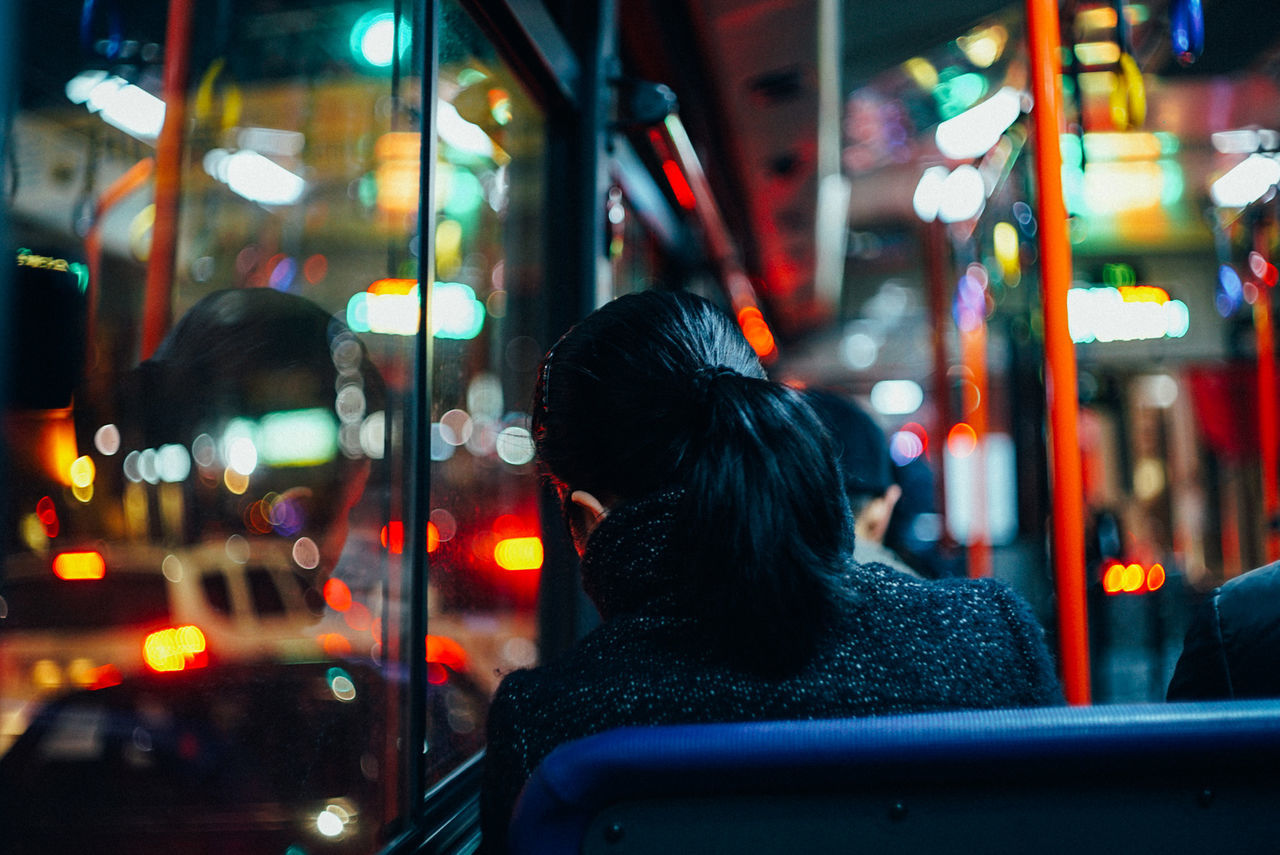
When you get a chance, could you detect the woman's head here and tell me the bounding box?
[533,290,853,671]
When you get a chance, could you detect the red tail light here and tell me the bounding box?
[143,625,208,672]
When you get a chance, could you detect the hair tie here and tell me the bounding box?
[690,364,740,400]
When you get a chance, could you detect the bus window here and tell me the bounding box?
[0,0,546,847]
[426,0,546,705]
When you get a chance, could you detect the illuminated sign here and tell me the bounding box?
[16,249,89,291]
[1067,285,1189,344]
[346,280,485,340]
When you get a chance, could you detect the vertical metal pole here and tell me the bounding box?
[1026,0,1091,704]
[141,0,194,359]
[1254,222,1280,561]
[408,0,438,822]
[815,0,849,308]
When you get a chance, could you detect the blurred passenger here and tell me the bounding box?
[1167,561,1280,701]
[886,454,966,579]
[480,290,1062,851]
[802,388,918,577]
[133,287,385,586]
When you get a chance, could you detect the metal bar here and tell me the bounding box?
[1254,221,1280,561]
[1026,0,1091,704]
[814,0,849,308]
[406,0,439,824]
[140,0,194,360]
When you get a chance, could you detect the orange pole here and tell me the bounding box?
[1255,225,1280,561]
[962,317,991,577]
[85,157,155,370]
[924,221,953,533]
[1027,0,1091,704]
[141,0,194,359]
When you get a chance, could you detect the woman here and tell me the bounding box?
[481,290,1061,851]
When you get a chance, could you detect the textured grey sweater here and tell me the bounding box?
[480,493,1062,852]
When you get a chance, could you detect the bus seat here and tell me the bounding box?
[508,700,1280,854]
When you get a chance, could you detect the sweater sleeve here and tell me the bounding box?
[986,580,1066,706]
[479,671,536,855]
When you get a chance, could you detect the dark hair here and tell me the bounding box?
[136,288,385,534]
[801,389,894,507]
[533,290,853,671]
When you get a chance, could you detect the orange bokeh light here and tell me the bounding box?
[947,423,978,458]
[1102,562,1124,594]
[736,306,776,357]
[143,625,208,672]
[320,633,353,657]
[1122,563,1145,592]
[1146,563,1166,592]
[381,521,404,554]
[426,634,469,671]
[323,577,353,612]
[368,277,417,296]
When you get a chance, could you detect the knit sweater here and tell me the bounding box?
[480,492,1063,852]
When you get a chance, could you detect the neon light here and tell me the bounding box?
[661,159,697,209]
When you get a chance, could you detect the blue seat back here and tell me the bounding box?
[509,701,1280,854]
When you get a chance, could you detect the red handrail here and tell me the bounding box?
[1026,0,1091,704]
[141,0,194,359]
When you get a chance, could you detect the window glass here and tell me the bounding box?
[0,0,550,847]
[427,1,546,713]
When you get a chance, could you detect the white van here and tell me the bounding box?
[0,537,324,753]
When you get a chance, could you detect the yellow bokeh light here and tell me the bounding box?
[69,455,95,489]
[224,467,250,495]
[32,659,63,690]
[494,536,543,571]
[902,57,938,91]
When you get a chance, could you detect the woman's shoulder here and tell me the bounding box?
[842,563,1062,702]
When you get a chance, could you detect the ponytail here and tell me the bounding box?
[678,375,853,673]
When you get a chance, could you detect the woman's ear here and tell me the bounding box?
[564,489,608,555]
[568,490,608,527]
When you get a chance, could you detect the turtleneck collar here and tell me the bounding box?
[579,487,693,621]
